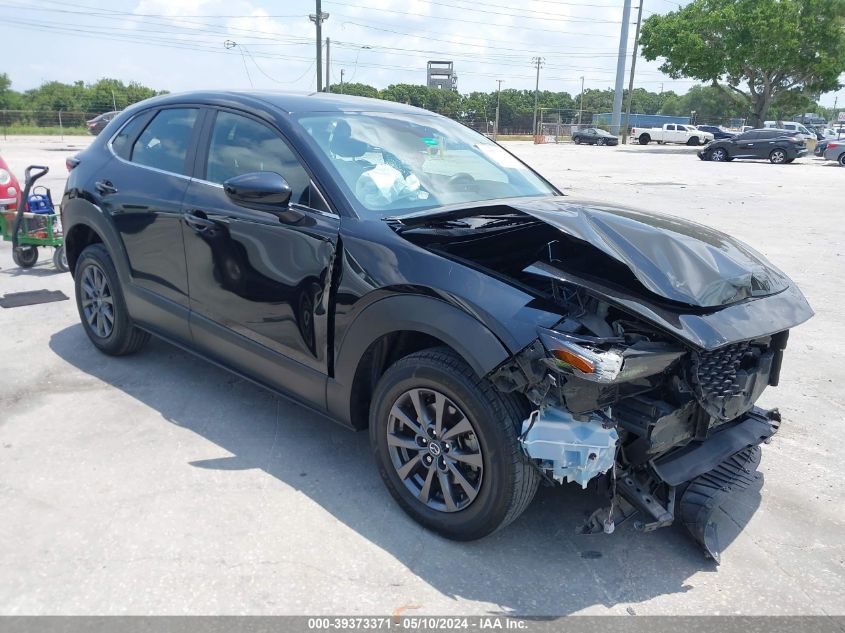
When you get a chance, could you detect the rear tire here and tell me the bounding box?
[12,245,38,268]
[638,134,651,145]
[769,148,787,164]
[370,347,539,541]
[574,137,581,144]
[53,245,69,272]
[838,153,845,166]
[687,136,699,146]
[74,243,150,356]
[597,138,606,146]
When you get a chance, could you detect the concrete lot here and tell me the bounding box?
[1,135,844,616]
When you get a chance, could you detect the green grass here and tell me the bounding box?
[1,126,89,136]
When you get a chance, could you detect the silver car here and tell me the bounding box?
[823,140,845,166]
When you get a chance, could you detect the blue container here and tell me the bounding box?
[27,193,55,215]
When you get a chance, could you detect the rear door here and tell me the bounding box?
[181,107,339,407]
[97,106,201,340]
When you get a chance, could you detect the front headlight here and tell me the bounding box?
[538,328,686,385]
[539,329,623,383]
[0,169,10,186]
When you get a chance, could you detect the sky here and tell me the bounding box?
[3,0,844,108]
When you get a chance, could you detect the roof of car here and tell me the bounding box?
[130,90,431,116]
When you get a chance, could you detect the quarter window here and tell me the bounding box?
[206,111,311,206]
[130,108,198,176]
[112,113,151,160]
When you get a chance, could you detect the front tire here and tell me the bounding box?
[838,153,845,166]
[710,147,728,162]
[370,347,539,541]
[74,243,150,356]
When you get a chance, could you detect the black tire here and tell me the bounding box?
[769,148,787,164]
[709,147,729,162]
[838,153,845,166]
[596,138,606,146]
[370,347,539,541]
[12,245,38,268]
[573,136,581,144]
[52,245,69,272]
[638,134,651,145]
[687,136,699,146]
[74,243,150,356]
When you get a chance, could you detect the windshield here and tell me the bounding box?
[296,112,557,218]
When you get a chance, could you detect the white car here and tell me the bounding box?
[630,123,714,146]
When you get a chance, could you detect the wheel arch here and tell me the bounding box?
[327,294,513,430]
[62,198,130,281]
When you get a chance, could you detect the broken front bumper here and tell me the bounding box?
[521,405,781,562]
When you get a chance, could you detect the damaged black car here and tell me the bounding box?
[62,92,813,562]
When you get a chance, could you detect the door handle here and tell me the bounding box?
[183,210,216,232]
[95,180,118,195]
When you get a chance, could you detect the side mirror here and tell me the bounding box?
[223,171,291,210]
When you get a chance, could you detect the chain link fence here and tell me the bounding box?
[0,110,101,137]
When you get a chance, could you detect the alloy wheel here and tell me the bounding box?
[81,263,115,338]
[711,148,727,161]
[770,149,786,164]
[386,387,484,512]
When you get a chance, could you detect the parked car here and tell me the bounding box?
[698,128,807,164]
[630,123,714,146]
[763,120,816,142]
[0,153,21,211]
[62,91,813,560]
[815,139,830,157]
[86,111,121,136]
[572,127,618,146]
[693,125,735,140]
[823,141,845,166]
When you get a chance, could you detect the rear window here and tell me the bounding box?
[130,108,199,176]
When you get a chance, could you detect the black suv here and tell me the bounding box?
[62,91,812,559]
[698,128,807,163]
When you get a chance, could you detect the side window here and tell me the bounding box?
[667,124,675,131]
[205,111,311,206]
[112,113,151,160]
[131,108,198,176]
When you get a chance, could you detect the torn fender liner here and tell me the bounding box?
[651,407,779,486]
[678,446,762,564]
[510,198,789,308]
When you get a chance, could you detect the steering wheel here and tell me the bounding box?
[447,172,477,191]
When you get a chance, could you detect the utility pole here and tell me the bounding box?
[340,69,345,93]
[610,0,633,136]
[531,57,544,138]
[111,89,117,111]
[309,1,329,91]
[578,76,585,125]
[325,37,331,92]
[622,0,645,145]
[494,79,503,141]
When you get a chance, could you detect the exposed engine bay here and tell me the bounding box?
[392,200,812,562]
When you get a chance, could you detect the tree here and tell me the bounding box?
[335,82,379,98]
[640,0,845,126]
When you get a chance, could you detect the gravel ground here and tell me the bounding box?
[0,136,843,616]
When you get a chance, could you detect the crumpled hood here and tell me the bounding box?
[511,198,789,308]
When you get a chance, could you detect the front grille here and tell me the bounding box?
[690,341,765,423]
[693,342,750,399]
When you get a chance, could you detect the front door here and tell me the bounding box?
[182,108,339,407]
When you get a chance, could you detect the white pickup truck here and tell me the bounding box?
[630,124,714,146]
